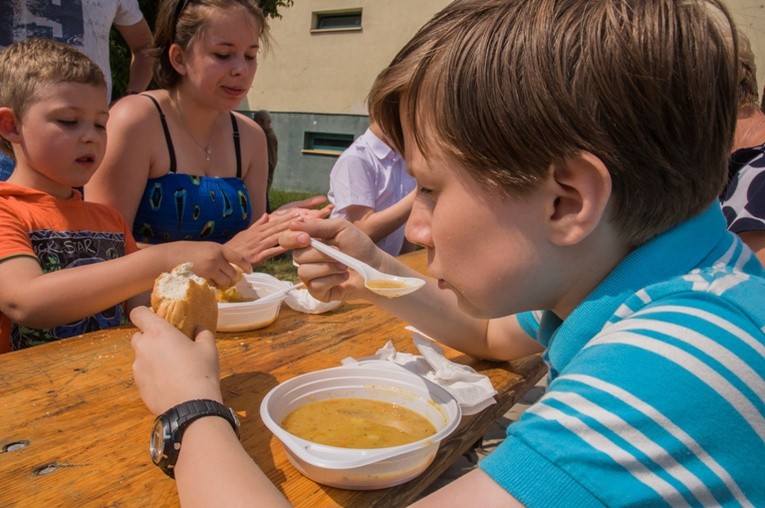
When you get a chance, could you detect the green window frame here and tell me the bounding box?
[302,132,355,156]
[311,10,362,33]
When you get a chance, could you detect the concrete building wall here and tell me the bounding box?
[245,0,453,114]
[241,0,765,194]
[267,112,370,194]
[241,1,452,194]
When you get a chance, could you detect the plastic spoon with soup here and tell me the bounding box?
[309,239,425,298]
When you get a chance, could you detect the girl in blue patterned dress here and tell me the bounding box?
[85,0,330,266]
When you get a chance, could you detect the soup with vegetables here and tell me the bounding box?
[281,398,436,448]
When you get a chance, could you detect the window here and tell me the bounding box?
[302,132,355,156]
[311,9,362,33]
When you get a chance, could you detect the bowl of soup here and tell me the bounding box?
[216,273,289,332]
[260,362,462,489]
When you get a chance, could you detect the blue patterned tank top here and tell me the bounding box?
[133,96,252,244]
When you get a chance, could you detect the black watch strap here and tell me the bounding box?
[172,399,240,438]
[152,399,240,478]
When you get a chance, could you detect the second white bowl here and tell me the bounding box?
[216,273,288,332]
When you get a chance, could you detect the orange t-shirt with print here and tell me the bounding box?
[0,183,138,353]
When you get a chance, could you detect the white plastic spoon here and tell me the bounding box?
[255,282,305,303]
[217,281,304,306]
[309,239,426,298]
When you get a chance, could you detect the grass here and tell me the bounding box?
[255,253,300,281]
[255,188,322,281]
[269,188,322,210]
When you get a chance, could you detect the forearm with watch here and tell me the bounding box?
[149,399,290,506]
[150,399,240,478]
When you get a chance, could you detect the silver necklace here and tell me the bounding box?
[177,102,216,161]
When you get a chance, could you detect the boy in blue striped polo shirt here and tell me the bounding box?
[128,0,764,505]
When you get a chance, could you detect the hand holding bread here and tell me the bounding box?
[151,263,219,339]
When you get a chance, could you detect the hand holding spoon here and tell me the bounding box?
[309,239,426,298]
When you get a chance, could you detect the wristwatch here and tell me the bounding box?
[150,399,240,478]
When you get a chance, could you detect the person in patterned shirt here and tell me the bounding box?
[721,31,765,264]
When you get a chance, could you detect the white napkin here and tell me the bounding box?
[342,326,497,415]
[284,288,343,314]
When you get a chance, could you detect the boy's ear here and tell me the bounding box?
[546,151,612,246]
[0,107,21,144]
[168,43,187,76]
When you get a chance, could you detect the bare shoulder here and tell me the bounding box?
[232,111,267,163]
[232,111,268,189]
[232,110,265,139]
[98,92,167,182]
[108,92,164,133]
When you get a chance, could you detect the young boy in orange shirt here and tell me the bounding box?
[0,38,246,352]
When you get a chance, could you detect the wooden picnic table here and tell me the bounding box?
[0,249,546,507]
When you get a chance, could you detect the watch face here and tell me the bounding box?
[150,417,167,465]
[229,408,241,433]
[149,400,239,478]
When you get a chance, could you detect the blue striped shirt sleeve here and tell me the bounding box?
[480,291,765,507]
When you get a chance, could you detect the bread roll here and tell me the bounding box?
[151,262,218,339]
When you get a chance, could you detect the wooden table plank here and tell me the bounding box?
[0,250,546,507]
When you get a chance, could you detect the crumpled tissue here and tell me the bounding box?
[284,288,343,314]
[342,326,497,415]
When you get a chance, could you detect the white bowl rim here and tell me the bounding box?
[217,294,287,309]
[217,275,289,309]
[260,362,462,469]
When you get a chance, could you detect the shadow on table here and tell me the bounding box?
[221,371,284,486]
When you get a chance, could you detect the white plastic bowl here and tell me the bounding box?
[216,273,289,332]
[260,362,461,489]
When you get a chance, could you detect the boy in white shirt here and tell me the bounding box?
[328,122,416,255]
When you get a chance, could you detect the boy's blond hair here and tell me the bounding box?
[0,38,106,157]
[368,0,738,247]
